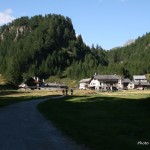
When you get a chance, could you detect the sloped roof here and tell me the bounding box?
[94,75,120,81]
[140,82,150,86]
[130,81,150,86]
[130,82,139,85]
[25,77,42,86]
[133,75,146,80]
[79,78,91,83]
[122,79,131,83]
[48,82,59,86]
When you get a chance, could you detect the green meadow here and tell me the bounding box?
[38,93,150,150]
[1,87,150,150]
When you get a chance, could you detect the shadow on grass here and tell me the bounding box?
[38,95,150,150]
[0,83,17,90]
[0,90,25,96]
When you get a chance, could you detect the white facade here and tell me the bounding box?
[89,79,101,90]
[128,82,135,89]
[133,75,147,82]
[88,75,120,91]
[79,82,87,90]
[89,79,109,91]
[128,75,149,89]
[117,79,123,89]
[79,78,91,90]
[79,75,149,91]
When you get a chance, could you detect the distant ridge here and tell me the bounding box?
[123,39,135,46]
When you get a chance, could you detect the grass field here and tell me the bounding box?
[38,90,150,150]
[1,88,150,149]
[0,89,62,108]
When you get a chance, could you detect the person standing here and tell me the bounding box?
[65,88,68,96]
[70,88,73,95]
[62,89,65,96]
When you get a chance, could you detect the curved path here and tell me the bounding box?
[0,97,86,150]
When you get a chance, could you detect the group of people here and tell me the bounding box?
[62,88,73,96]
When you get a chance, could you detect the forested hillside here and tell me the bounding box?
[105,33,150,78]
[0,14,107,84]
[0,14,150,84]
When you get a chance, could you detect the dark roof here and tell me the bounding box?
[48,82,68,87]
[140,82,150,86]
[130,82,139,85]
[122,79,131,83]
[79,78,91,83]
[133,75,146,80]
[130,81,150,86]
[94,75,120,81]
[25,77,43,86]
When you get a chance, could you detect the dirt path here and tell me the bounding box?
[0,97,86,150]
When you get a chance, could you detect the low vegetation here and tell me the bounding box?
[0,74,6,84]
[38,90,150,150]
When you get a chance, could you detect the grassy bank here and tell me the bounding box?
[37,93,150,150]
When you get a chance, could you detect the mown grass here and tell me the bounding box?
[37,94,150,150]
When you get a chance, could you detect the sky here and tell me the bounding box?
[0,0,150,50]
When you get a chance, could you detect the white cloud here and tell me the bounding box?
[0,9,15,25]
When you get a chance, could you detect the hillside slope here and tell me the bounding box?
[0,14,107,84]
[0,14,150,84]
[106,33,150,77]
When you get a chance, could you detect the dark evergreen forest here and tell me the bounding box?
[0,14,150,84]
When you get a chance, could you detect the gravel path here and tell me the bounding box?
[0,97,86,150]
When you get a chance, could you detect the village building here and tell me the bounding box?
[133,75,147,83]
[24,77,45,89]
[128,75,150,89]
[117,78,131,90]
[46,82,59,90]
[79,78,91,90]
[88,75,120,91]
[46,82,68,90]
